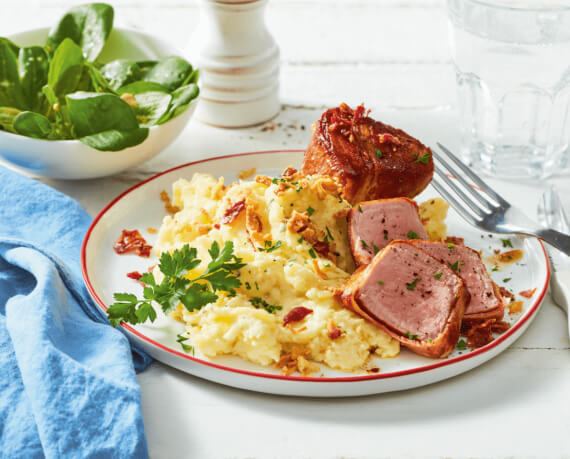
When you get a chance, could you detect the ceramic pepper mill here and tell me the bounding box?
[186,0,280,128]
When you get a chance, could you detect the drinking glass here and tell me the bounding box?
[447,0,570,179]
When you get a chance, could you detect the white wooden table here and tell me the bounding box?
[2,1,570,457]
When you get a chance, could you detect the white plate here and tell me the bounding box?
[82,150,550,397]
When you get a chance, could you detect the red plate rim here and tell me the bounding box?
[81,149,551,383]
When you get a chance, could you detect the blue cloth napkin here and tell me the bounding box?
[0,166,153,458]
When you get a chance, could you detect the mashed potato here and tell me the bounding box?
[155,169,402,373]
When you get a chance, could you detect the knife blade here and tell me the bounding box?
[537,185,570,316]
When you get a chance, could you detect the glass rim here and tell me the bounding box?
[458,0,570,12]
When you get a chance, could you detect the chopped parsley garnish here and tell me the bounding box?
[245,282,251,290]
[255,281,259,290]
[259,240,282,252]
[372,242,381,254]
[383,229,388,240]
[357,204,363,213]
[360,239,369,249]
[503,278,512,283]
[306,206,315,216]
[271,177,279,185]
[413,153,431,164]
[107,242,245,327]
[406,277,421,290]
[433,272,443,279]
[457,339,467,350]
[377,280,384,285]
[407,230,419,239]
[404,332,419,340]
[492,266,499,272]
[501,238,513,248]
[176,334,194,355]
[250,297,282,314]
[448,261,459,271]
[447,242,455,251]
[375,149,382,159]
[297,236,304,243]
[308,247,317,259]
[326,226,334,241]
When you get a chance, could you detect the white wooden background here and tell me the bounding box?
[2,1,570,458]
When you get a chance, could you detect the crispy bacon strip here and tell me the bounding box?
[461,319,511,349]
[114,230,152,257]
[519,288,537,299]
[283,307,313,326]
[222,199,246,224]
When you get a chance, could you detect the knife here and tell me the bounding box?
[537,185,570,330]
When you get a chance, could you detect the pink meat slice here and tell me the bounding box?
[409,240,502,318]
[357,242,463,340]
[348,198,427,266]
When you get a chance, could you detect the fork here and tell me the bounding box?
[431,143,570,256]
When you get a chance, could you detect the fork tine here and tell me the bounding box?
[434,166,490,218]
[431,176,482,228]
[433,152,496,210]
[436,143,509,207]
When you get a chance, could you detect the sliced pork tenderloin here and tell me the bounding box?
[348,197,428,267]
[408,240,504,322]
[335,240,468,358]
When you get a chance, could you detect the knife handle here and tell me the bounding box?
[536,229,570,256]
[551,270,570,315]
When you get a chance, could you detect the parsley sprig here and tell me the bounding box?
[107,241,246,327]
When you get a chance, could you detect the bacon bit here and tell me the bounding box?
[334,208,350,219]
[461,319,511,349]
[245,204,264,246]
[499,286,514,301]
[147,264,155,272]
[113,229,152,257]
[313,241,331,258]
[312,259,328,279]
[367,367,380,373]
[147,227,158,234]
[222,199,246,224]
[237,167,256,180]
[282,166,298,177]
[126,270,142,281]
[283,306,313,326]
[327,319,342,340]
[214,223,220,230]
[274,345,319,376]
[378,133,401,145]
[160,190,181,215]
[519,288,537,299]
[255,175,272,186]
[508,301,524,314]
[444,236,465,246]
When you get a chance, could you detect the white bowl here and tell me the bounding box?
[0,27,199,180]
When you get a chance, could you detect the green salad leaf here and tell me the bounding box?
[13,111,51,138]
[143,56,193,92]
[18,46,49,111]
[0,38,26,109]
[79,127,149,151]
[46,3,114,62]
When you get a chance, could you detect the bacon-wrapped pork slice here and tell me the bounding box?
[408,240,505,323]
[302,103,434,204]
[348,197,428,267]
[334,241,468,359]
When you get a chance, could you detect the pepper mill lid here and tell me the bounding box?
[186,0,280,128]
